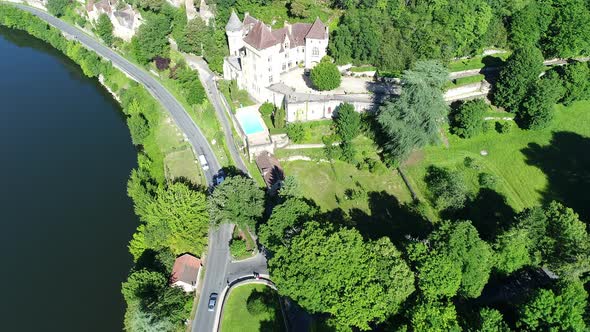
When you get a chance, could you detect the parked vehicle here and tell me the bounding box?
[198,154,209,171]
[208,293,218,312]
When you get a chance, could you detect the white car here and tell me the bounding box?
[198,154,209,171]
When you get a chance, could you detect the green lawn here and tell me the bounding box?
[220,284,286,332]
[218,80,255,113]
[279,136,413,213]
[404,101,590,217]
[447,53,510,72]
[446,74,485,88]
[350,66,377,72]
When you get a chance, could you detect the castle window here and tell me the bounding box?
[269,76,273,83]
[268,56,272,62]
[282,63,286,71]
[312,47,319,56]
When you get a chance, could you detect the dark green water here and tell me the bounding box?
[0,27,137,331]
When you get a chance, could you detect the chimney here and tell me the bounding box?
[244,12,250,18]
[285,21,292,35]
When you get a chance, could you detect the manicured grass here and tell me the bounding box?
[164,149,204,184]
[220,284,286,332]
[159,74,233,167]
[282,159,412,212]
[446,74,485,88]
[447,53,510,72]
[404,101,590,216]
[218,80,255,113]
[301,120,334,144]
[279,136,413,212]
[350,66,377,72]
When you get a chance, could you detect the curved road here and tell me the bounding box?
[13,4,222,185]
[11,5,269,331]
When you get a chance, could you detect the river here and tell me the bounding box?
[0,26,137,331]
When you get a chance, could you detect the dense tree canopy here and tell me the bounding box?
[258,197,316,251]
[270,222,414,330]
[139,182,210,255]
[518,280,588,331]
[208,175,265,229]
[377,61,448,164]
[95,13,114,46]
[516,73,564,129]
[131,15,171,64]
[409,221,494,299]
[493,46,544,112]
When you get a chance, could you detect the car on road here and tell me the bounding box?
[198,154,209,171]
[208,293,218,312]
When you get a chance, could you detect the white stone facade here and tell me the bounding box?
[223,12,329,103]
[86,0,142,42]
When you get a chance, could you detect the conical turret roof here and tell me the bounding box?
[225,11,243,32]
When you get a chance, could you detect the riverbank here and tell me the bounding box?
[0,5,205,330]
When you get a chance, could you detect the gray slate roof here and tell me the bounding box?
[225,11,242,32]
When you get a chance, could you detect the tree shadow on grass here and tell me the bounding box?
[348,191,432,246]
[442,188,516,241]
[521,131,590,221]
[247,288,287,332]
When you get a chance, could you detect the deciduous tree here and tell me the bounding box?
[270,222,414,330]
[96,13,114,46]
[310,61,341,91]
[142,182,209,255]
[208,176,265,229]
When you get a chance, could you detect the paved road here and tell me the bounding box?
[14,6,269,330]
[192,223,268,332]
[184,54,249,175]
[14,4,222,185]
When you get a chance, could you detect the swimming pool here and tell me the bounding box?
[236,111,265,135]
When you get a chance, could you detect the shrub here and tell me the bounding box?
[495,121,513,133]
[154,57,171,71]
[127,114,151,146]
[478,173,498,188]
[463,156,480,169]
[273,108,286,128]
[482,121,494,133]
[450,99,488,138]
[229,238,248,258]
[246,291,272,316]
[310,62,341,91]
[286,122,307,143]
[425,166,470,211]
[259,102,275,118]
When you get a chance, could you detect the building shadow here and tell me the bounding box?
[521,131,590,221]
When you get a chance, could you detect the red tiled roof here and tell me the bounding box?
[170,254,201,285]
[244,21,278,50]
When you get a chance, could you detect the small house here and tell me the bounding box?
[170,254,202,292]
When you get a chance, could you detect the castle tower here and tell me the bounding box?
[225,11,244,57]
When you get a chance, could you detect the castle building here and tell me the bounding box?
[223,11,329,102]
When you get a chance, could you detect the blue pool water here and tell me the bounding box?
[238,112,265,134]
